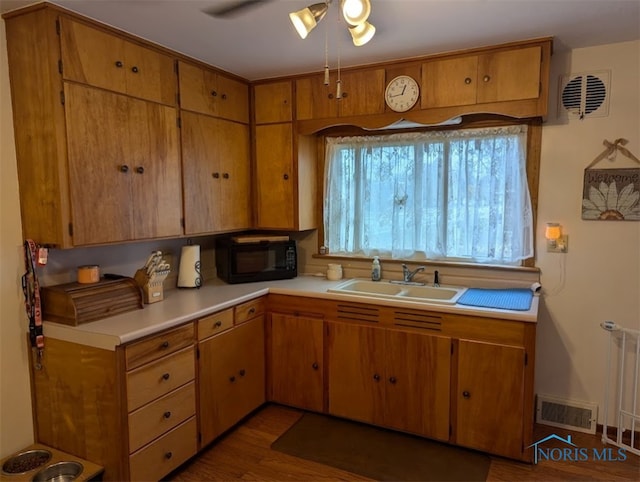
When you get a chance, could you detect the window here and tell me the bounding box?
[323,125,533,264]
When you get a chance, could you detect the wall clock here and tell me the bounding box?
[384,75,420,112]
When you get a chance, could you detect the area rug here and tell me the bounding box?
[271,413,490,481]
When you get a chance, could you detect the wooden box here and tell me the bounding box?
[41,278,143,326]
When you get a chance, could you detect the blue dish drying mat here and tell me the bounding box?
[457,288,533,311]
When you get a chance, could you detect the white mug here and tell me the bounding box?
[327,264,343,281]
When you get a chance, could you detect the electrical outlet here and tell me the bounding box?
[547,235,568,253]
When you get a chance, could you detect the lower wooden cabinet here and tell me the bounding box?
[453,339,526,459]
[268,312,324,411]
[327,321,451,441]
[197,313,265,447]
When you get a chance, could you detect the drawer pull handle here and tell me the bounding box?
[248,307,256,314]
[214,321,222,328]
[162,373,170,381]
[389,376,397,384]
[462,390,471,399]
[163,411,172,419]
[312,362,319,370]
[115,60,123,68]
[239,369,246,377]
[160,341,169,349]
[373,373,380,381]
[131,66,139,73]
[211,90,217,97]
[165,451,173,460]
[229,375,236,382]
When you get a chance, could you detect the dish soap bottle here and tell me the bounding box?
[371,256,381,281]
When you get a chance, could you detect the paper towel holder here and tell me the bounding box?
[177,242,202,288]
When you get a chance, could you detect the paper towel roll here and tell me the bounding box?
[178,245,202,288]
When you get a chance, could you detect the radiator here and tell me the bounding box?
[601,320,640,456]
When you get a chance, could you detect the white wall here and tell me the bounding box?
[535,40,640,423]
[0,19,34,456]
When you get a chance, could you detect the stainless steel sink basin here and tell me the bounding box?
[328,279,466,305]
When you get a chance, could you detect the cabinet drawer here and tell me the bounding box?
[125,323,194,370]
[127,347,195,411]
[128,381,196,453]
[235,297,265,325]
[129,417,197,482]
[197,308,234,341]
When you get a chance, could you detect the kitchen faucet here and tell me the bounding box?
[402,264,425,282]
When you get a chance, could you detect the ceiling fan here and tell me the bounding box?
[203,0,273,18]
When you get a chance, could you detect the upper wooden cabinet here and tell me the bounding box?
[178,61,249,123]
[181,111,250,235]
[65,84,183,244]
[421,45,543,109]
[296,68,385,120]
[254,81,293,124]
[60,17,177,106]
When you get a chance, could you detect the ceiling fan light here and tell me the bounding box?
[341,0,371,26]
[349,21,375,46]
[289,3,329,39]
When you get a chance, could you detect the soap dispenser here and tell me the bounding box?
[371,256,381,281]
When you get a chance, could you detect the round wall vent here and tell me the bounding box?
[558,71,610,120]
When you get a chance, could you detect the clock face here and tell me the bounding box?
[385,75,420,112]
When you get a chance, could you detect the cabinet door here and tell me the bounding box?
[327,322,384,424]
[254,81,293,124]
[421,56,478,108]
[218,120,251,231]
[65,83,133,244]
[456,339,525,459]
[179,62,249,123]
[182,113,250,234]
[269,313,323,411]
[476,46,542,104]
[254,123,294,229]
[128,95,182,240]
[60,17,175,105]
[338,69,385,117]
[385,330,451,441]
[295,75,337,121]
[198,316,265,446]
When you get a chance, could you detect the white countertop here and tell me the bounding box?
[43,275,539,350]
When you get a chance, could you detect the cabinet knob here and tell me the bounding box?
[135,166,144,174]
[119,165,129,173]
[389,376,397,384]
[165,452,173,460]
[229,375,236,382]
[223,172,229,179]
[248,307,256,314]
[312,362,319,370]
[239,369,246,377]
[160,341,169,349]
[131,66,139,73]
[211,90,217,97]
[115,60,123,68]
[342,92,348,98]
[328,93,334,99]
[373,373,380,381]
[283,174,289,180]
[162,373,170,381]
[221,93,227,100]
[483,75,491,83]
[163,411,171,419]
[214,320,222,328]
[464,77,472,84]
[462,390,471,399]
[212,172,220,178]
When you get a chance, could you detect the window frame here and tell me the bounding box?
[315,116,542,268]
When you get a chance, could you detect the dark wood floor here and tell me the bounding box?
[170,404,639,481]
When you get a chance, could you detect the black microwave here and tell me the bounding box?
[215,237,297,284]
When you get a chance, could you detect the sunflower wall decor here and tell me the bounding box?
[582,139,640,221]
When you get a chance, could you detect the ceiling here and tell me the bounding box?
[2,0,639,81]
